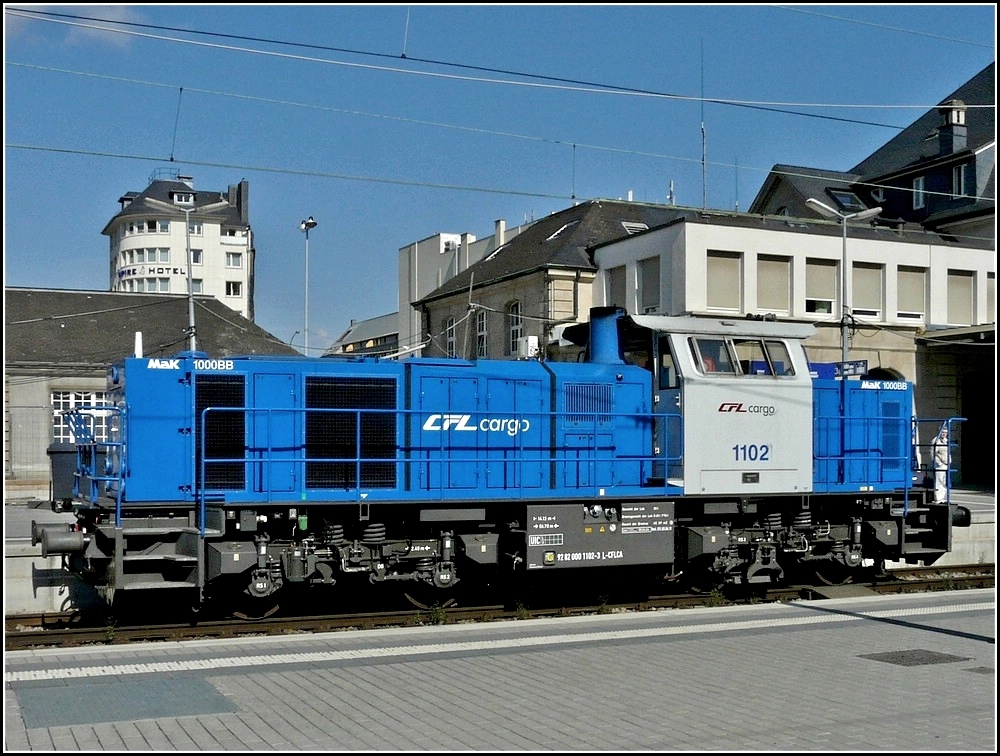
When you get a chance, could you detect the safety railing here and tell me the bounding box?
[192,406,685,537]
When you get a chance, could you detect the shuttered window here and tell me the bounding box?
[707,251,740,310]
[757,256,790,313]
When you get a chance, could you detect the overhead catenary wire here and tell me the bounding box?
[5,6,993,345]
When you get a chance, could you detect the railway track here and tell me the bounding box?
[5,565,993,652]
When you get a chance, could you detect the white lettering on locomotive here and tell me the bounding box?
[423,413,530,436]
[147,358,181,370]
[193,359,235,371]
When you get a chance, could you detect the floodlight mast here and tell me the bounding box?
[299,217,318,355]
[805,198,882,367]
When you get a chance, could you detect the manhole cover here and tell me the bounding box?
[860,649,971,667]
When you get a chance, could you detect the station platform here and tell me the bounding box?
[4,588,995,751]
[3,489,995,616]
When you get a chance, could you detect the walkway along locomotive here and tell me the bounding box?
[33,307,970,609]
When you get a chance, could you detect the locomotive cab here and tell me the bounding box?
[616,314,816,497]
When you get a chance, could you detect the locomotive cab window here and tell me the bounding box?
[733,338,770,375]
[691,337,735,374]
[764,340,795,376]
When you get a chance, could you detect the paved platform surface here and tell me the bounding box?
[4,588,995,751]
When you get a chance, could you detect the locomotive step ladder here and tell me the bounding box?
[113,514,222,592]
[889,502,950,557]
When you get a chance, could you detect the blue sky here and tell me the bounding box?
[4,4,995,354]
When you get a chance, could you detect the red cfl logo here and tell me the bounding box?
[718,402,746,412]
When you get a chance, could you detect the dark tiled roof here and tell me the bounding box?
[849,62,995,178]
[418,199,688,303]
[5,287,298,370]
[326,312,399,356]
[747,165,862,215]
[100,180,241,235]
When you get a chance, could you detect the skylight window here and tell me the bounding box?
[545,220,580,241]
[621,221,649,235]
[827,190,866,213]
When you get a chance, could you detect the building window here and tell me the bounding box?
[226,281,243,297]
[174,192,194,205]
[140,248,169,263]
[639,256,660,313]
[445,318,456,358]
[226,252,242,268]
[946,270,974,325]
[52,391,110,443]
[828,190,866,212]
[852,263,883,319]
[476,309,488,358]
[621,221,649,235]
[507,301,523,354]
[706,251,741,311]
[951,164,967,199]
[137,277,169,292]
[805,259,836,315]
[757,255,790,314]
[913,176,926,209]
[545,221,580,241]
[190,249,203,265]
[897,266,926,321]
[607,265,627,309]
[191,279,203,294]
[158,220,170,233]
[187,221,203,236]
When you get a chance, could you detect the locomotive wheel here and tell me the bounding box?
[231,593,281,620]
[403,591,457,611]
[813,560,853,586]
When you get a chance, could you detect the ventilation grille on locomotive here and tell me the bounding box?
[564,383,614,427]
[305,377,397,489]
[881,399,904,472]
[196,375,247,490]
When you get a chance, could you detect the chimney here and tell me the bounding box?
[494,219,506,249]
[460,233,473,272]
[938,99,968,155]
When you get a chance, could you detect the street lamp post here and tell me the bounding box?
[300,216,317,355]
[805,198,882,366]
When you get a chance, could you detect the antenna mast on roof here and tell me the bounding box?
[701,40,707,210]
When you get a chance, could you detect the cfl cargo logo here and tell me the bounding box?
[423,413,530,437]
[718,402,777,416]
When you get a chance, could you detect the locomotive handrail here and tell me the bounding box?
[810,407,914,495]
[57,405,127,525]
[192,405,683,534]
[913,416,966,506]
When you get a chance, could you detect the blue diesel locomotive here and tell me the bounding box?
[34,307,968,609]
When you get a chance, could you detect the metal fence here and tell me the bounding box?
[5,405,54,480]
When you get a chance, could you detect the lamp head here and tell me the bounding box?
[300,216,317,232]
[852,206,882,222]
[805,197,840,219]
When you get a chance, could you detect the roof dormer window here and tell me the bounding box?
[173,191,194,206]
[827,189,866,213]
[621,221,649,235]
